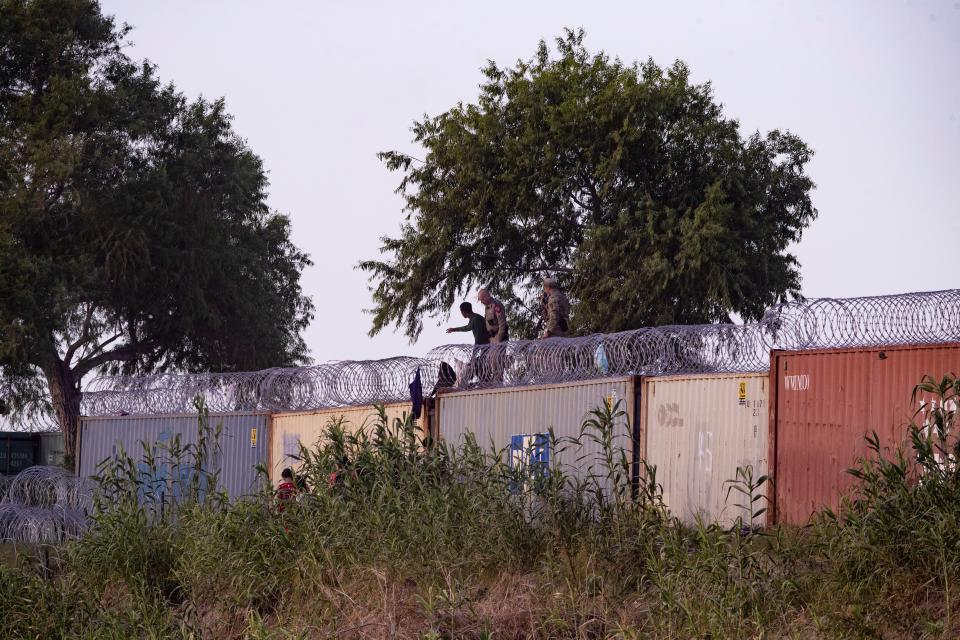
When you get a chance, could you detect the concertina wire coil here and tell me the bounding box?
[79,288,960,417]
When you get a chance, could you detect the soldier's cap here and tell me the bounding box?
[542,277,558,288]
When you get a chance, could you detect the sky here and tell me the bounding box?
[98,0,960,363]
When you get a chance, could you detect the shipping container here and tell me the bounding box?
[438,377,638,493]
[78,412,270,500]
[769,343,960,525]
[639,373,769,527]
[0,432,38,475]
[38,432,65,468]
[269,402,423,483]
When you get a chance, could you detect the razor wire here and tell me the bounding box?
[77,288,960,417]
[427,322,771,389]
[82,357,440,416]
[760,288,960,350]
[0,466,92,544]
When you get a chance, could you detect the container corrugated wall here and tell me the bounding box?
[78,412,270,500]
[770,343,960,525]
[38,432,65,468]
[438,377,636,492]
[640,373,769,527]
[0,432,38,475]
[270,402,418,483]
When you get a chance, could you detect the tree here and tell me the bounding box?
[0,0,314,460]
[361,29,816,341]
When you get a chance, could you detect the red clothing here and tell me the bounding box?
[276,480,296,511]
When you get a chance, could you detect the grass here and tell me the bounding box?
[0,543,18,569]
[2,376,960,639]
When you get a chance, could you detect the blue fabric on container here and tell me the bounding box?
[595,344,609,375]
[409,368,423,420]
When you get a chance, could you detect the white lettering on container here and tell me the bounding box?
[783,374,810,391]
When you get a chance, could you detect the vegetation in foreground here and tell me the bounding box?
[2,376,960,639]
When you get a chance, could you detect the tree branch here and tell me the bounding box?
[73,343,149,378]
[570,191,591,211]
[64,304,96,365]
[78,330,123,363]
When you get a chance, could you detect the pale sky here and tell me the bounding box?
[99,0,960,363]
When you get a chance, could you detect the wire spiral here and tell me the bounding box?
[77,288,960,416]
[82,357,440,416]
[0,466,92,544]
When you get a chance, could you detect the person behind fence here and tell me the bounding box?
[294,470,308,493]
[477,288,509,343]
[541,277,571,338]
[276,467,297,511]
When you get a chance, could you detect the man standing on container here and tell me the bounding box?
[477,289,510,386]
[446,302,490,385]
[446,302,489,346]
[541,277,571,338]
[477,288,509,344]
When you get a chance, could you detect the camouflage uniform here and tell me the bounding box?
[484,297,509,344]
[544,289,571,337]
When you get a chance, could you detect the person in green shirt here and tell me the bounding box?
[446,302,490,345]
[446,302,492,386]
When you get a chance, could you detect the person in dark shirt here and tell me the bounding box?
[446,302,490,345]
[446,302,492,386]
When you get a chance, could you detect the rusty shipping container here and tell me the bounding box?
[269,402,424,483]
[639,373,769,527]
[438,377,638,494]
[769,343,960,525]
[78,412,270,501]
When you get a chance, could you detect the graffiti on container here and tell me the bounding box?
[686,425,714,522]
[110,430,212,505]
[658,403,683,427]
[917,397,959,472]
[283,433,301,466]
[783,374,810,391]
[509,433,550,495]
[697,431,714,475]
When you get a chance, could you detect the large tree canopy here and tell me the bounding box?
[0,0,314,457]
[362,29,816,341]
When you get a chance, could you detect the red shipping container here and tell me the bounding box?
[769,343,960,525]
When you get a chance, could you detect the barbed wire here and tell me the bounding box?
[0,466,92,544]
[82,357,440,417]
[66,287,960,416]
[0,400,61,432]
[760,288,960,350]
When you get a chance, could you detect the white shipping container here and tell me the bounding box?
[639,373,769,527]
[78,412,270,501]
[438,377,637,493]
[269,402,420,483]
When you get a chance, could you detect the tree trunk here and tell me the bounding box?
[44,359,81,468]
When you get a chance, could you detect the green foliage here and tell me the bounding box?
[4,377,960,638]
[362,28,816,340]
[0,0,313,454]
[804,374,960,638]
[724,463,769,531]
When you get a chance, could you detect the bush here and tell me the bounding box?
[2,378,960,638]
